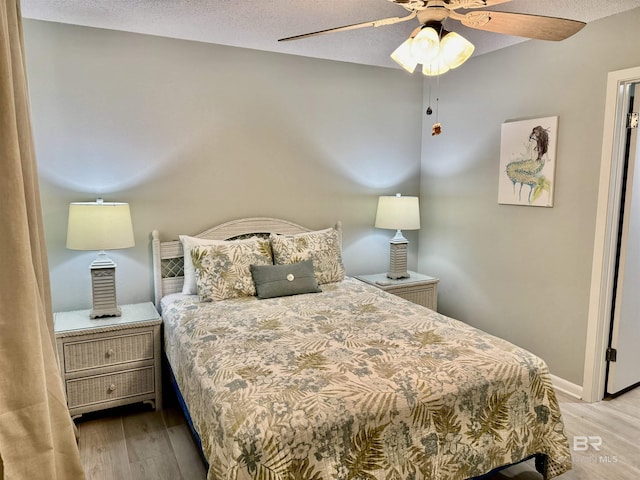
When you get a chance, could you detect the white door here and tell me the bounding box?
[607,82,640,396]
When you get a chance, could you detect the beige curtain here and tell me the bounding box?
[0,0,85,478]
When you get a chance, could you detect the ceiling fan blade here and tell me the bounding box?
[478,0,513,6]
[457,10,586,41]
[445,0,513,8]
[278,11,416,42]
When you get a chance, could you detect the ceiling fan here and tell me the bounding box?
[278,0,586,45]
[278,0,586,135]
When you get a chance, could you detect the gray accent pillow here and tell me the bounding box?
[250,260,321,299]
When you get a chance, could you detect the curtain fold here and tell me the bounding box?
[0,1,85,478]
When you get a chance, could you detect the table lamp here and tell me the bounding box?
[375,193,420,279]
[66,199,135,318]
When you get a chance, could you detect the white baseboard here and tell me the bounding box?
[550,374,583,400]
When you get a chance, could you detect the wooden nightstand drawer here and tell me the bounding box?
[391,283,437,308]
[63,331,154,372]
[66,366,155,409]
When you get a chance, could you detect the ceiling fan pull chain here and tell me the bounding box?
[436,73,440,122]
[426,78,433,115]
[432,75,442,136]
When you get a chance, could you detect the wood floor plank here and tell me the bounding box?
[603,388,640,417]
[561,407,640,475]
[569,402,639,450]
[556,387,640,480]
[558,455,640,480]
[122,410,183,480]
[129,456,185,480]
[167,423,207,480]
[77,416,131,480]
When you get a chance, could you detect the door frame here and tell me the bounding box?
[583,66,640,402]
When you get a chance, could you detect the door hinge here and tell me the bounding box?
[628,112,639,129]
[606,347,617,362]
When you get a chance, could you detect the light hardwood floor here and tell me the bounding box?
[76,387,640,479]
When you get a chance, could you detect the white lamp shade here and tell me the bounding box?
[375,195,421,230]
[67,201,135,251]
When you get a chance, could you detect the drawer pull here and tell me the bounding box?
[106,349,115,357]
[108,384,116,392]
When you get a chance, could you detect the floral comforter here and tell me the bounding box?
[161,277,571,480]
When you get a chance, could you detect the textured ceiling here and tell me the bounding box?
[21,0,640,69]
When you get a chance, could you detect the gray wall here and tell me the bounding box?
[419,8,640,384]
[23,20,423,313]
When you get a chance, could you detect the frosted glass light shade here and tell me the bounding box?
[422,56,450,76]
[390,38,418,73]
[67,201,135,251]
[375,195,421,231]
[410,27,440,64]
[440,31,475,69]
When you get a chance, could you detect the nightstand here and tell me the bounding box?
[54,302,162,419]
[355,271,439,310]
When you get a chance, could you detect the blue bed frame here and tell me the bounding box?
[163,353,209,468]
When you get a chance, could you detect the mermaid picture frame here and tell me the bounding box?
[498,116,558,207]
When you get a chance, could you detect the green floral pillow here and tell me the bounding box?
[191,238,273,301]
[270,227,345,285]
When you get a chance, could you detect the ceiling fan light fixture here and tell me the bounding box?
[439,31,475,70]
[390,38,418,73]
[410,26,440,64]
[392,21,474,76]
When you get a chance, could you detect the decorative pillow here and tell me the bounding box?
[179,235,262,295]
[250,260,321,299]
[270,226,345,285]
[191,238,273,301]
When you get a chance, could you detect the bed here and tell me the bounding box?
[152,217,571,480]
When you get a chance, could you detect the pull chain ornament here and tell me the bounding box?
[431,96,441,136]
[426,76,441,135]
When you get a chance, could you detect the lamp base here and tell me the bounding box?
[90,304,121,319]
[90,253,121,319]
[387,239,410,280]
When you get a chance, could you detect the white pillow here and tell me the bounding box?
[179,235,264,295]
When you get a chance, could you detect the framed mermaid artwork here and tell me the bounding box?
[498,116,558,207]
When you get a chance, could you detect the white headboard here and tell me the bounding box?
[151,217,342,309]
